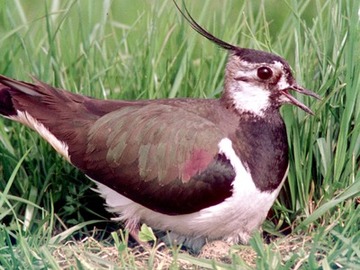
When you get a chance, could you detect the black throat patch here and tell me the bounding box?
[232,112,289,192]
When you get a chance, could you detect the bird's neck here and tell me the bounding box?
[231,112,289,192]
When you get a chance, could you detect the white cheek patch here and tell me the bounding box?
[229,82,270,117]
[9,110,70,161]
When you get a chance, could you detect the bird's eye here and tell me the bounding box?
[257,66,273,80]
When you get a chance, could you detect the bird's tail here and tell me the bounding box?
[0,75,94,163]
[0,74,86,118]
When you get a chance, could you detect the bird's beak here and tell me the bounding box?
[281,84,321,115]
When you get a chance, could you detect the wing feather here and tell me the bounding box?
[83,103,235,214]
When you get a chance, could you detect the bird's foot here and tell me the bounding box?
[158,231,207,255]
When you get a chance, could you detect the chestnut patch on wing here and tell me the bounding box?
[182,149,213,181]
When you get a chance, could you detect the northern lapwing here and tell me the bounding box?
[0,3,320,252]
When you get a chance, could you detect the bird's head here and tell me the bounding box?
[223,50,320,116]
[175,2,320,117]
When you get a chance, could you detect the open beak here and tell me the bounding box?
[281,84,321,115]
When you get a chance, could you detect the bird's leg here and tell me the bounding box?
[160,231,207,254]
[125,220,151,248]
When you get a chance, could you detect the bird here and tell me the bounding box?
[0,3,320,253]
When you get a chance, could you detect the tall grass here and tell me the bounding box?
[0,0,359,268]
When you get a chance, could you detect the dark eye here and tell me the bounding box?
[257,66,273,80]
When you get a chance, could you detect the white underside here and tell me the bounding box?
[93,138,288,244]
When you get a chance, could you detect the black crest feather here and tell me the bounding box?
[174,0,239,51]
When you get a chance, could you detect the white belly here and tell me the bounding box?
[93,176,285,244]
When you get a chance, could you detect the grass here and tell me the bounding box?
[0,0,359,269]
